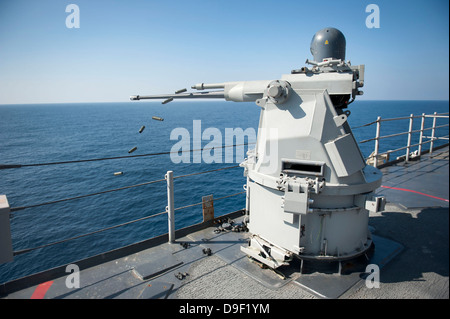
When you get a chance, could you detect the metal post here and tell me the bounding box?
[202,195,214,223]
[418,113,425,156]
[245,176,250,215]
[0,195,14,264]
[430,112,437,154]
[165,171,175,243]
[373,116,381,168]
[406,114,413,162]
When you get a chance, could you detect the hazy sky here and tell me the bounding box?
[0,0,448,104]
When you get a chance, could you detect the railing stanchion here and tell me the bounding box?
[418,113,425,156]
[165,171,175,243]
[373,116,381,168]
[430,112,437,154]
[406,114,414,162]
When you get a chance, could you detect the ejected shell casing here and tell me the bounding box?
[175,88,187,94]
[152,116,164,121]
[162,97,173,104]
[139,125,145,133]
[128,146,137,154]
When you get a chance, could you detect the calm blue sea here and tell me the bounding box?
[0,100,448,283]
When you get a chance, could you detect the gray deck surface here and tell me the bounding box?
[2,147,448,299]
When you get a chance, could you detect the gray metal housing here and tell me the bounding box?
[310,27,346,62]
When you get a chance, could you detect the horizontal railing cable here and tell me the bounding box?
[13,210,167,256]
[350,113,449,130]
[9,178,165,212]
[9,165,242,212]
[13,191,246,256]
[359,123,449,144]
[350,120,378,130]
[173,191,246,212]
[173,165,240,180]
[366,138,449,160]
[0,142,254,170]
[378,113,449,122]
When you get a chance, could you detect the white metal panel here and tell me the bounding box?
[282,72,353,95]
[324,133,366,177]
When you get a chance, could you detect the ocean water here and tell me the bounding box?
[0,100,448,283]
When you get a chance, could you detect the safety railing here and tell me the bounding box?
[4,166,244,258]
[356,112,449,168]
[0,143,251,264]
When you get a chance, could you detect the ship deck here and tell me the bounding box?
[1,146,448,300]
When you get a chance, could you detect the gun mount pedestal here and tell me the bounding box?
[240,86,384,270]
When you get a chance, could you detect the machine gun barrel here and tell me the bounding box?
[131,80,270,103]
[130,91,225,101]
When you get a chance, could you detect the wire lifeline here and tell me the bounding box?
[173,191,246,211]
[13,210,167,256]
[12,191,246,256]
[9,165,241,212]
[0,143,254,170]
[348,112,449,130]
[9,178,165,212]
[349,121,378,130]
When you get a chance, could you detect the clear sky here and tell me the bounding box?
[0,0,448,104]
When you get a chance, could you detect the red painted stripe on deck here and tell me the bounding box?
[30,281,54,299]
[381,185,449,202]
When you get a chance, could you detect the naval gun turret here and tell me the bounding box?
[131,28,385,270]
